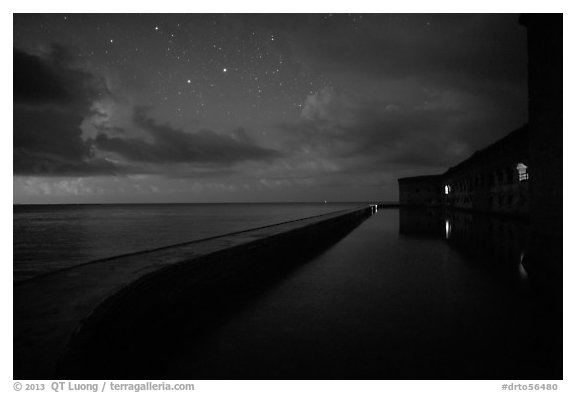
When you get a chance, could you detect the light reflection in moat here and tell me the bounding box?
[519,251,529,279]
[399,208,529,282]
[445,219,452,239]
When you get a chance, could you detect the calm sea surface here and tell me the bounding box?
[13,203,363,282]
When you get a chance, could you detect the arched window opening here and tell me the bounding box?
[517,163,529,182]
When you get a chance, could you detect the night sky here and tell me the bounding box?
[13,14,528,203]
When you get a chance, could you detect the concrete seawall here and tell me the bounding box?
[14,206,375,379]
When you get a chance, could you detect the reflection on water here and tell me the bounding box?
[400,208,530,282]
[396,207,560,379]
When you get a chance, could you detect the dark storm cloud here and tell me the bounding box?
[14,46,282,176]
[279,107,464,169]
[14,109,116,176]
[14,46,106,107]
[234,13,527,178]
[13,46,115,176]
[94,106,282,165]
[277,87,525,175]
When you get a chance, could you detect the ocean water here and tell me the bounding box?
[13,203,363,282]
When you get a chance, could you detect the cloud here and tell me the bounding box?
[13,46,114,176]
[93,106,282,165]
[14,46,282,177]
[13,45,106,108]
[14,109,117,176]
[276,86,524,176]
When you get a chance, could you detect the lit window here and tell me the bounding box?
[516,163,529,182]
[444,185,451,195]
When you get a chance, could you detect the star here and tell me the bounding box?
[154,26,159,31]
[223,68,227,73]
[187,79,191,84]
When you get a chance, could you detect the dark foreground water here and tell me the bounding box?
[63,207,561,379]
[13,203,361,282]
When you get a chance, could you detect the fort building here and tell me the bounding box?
[398,125,530,217]
[398,13,562,276]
